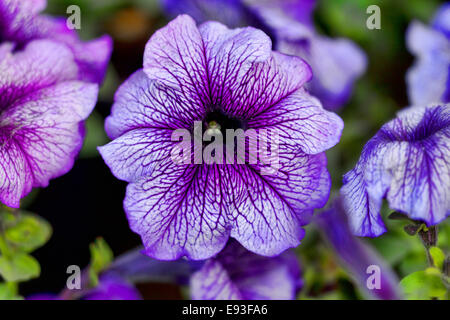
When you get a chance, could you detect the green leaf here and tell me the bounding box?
[89,237,113,274]
[0,282,22,300]
[0,253,40,282]
[429,247,445,270]
[3,212,52,253]
[400,268,447,300]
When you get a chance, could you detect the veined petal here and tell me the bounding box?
[342,104,450,235]
[0,40,78,107]
[341,165,387,237]
[124,162,231,260]
[227,150,330,256]
[0,81,98,206]
[191,259,243,300]
[190,240,301,300]
[0,139,32,207]
[219,51,312,119]
[105,70,202,140]
[143,15,272,111]
[247,88,343,154]
[98,128,176,182]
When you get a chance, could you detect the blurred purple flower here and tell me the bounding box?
[0,40,98,208]
[0,0,112,83]
[161,0,366,110]
[317,199,402,300]
[190,240,302,300]
[28,275,141,300]
[99,15,343,260]
[341,104,450,237]
[82,275,142,300]
[406,3,450,105]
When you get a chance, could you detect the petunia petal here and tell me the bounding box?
[219,51,312,119]
[247,88,343,154]
[227,151,330,256]
[406,21,450,105]
[124,161,231,260]
[342,105,450,236]
[0,81,98,208]
[143,15,272,111]
[98,128,176,183]
[104,70,200,140]
[190,240,302,300]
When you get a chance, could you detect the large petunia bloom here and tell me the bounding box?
[0,0,112,83]
[161,0,366,110]
[99,15,343,260]
[341,104,450,237]
[406,3,450,105]
[0,40,98,208]
[190,240,302,300]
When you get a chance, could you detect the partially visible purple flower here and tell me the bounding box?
[0,40,98,208]
[246,0,366,110]
[406,3,450,105]
[106,247,202,285]
[0,0,112,83]
[82,275,142,300]
[190,240,302,300]
[341,104,450,237]
[161,0,274,39]
[161,0,366,110]
[99,15,343,260]
[27,294,60,300]
[317,199,402,300]
[27,275,141,300]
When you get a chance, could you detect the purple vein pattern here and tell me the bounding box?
[406,3,450,105]
[190,240,302,300]
[0,40,98,208]
[0,0,112,83]
[162,0,366,110]
[99,15,343,260]
[341,104,450,237]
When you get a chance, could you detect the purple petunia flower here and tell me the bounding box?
[161,0,366,110]
[341,104,450,237]
[317,199,402,300]
[190,240,302,300]
[0,40,98,208]
[99,15,343,260]
[0,0,112,84]
[28,275,142,300]
[406,3,450,105]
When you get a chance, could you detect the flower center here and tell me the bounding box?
[204,109,243,136]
